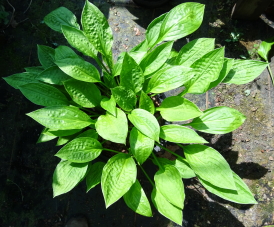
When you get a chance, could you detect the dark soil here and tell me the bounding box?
[0,0,274,227]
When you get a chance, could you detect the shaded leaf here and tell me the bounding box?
[139,91,155,114]
[111,86,137,112]
[37,45,55,69]
[86,162,105,192]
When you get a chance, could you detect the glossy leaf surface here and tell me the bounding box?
[36,66,70,85]
[3,73,39,89]
[37,45,55,69]
[95,108,128,144]
[111,86,137,111]
[188,106,246,134]
[102,154,137,208]
[53,160,88,197]
[86,162,105,192]
[139,91,155,114]
[128,109,160,142]
[100,96,116,116]
[184,145,236,190]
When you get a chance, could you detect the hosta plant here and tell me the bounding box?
[4,1,268,225]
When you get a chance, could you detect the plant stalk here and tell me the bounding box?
[103,148,120,154]
[151,151,163,170]
[267,64,274,86]
[156,142,184,160]
[138,164,155,187]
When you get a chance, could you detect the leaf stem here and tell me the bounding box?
[138,164,155,187]
[80,107,98,115]
[156,142,184,160]
[103,148,120,154]
[151,152,163,170]
[267,64,274,86]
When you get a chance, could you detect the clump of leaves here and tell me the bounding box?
[3,1,268,225]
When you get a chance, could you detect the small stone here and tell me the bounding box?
[269,156,274,161]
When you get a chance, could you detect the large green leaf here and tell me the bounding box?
[37,128,57,143]
[101,153,137,208]
[86,162,105,192]
[129,127,154,165]
[45,128,82,137]
[154,164,185,209]
[95,108,128,144]
[55,45,80,61]
[188,106,246,134]
[146,65,193,93]
[157,96,202,121]
[26,106,93,130]
[120,53,144,93]
[53,160,88,197]
[222,59,268,84]
[19,83,69,106]
[55,57,100,82]
[123,180,152,217]
[185,48,225,94]
[129,40,148,64]
[160,125,207,143]
[128,109,160,142]
[146,13,167,47]
[81,0,113,59]
[154,158,196,179]
[44,7,80,33]
[208,58,234,90]
[24,66,44,74]
[199,171,257,204]
[36,66,70,85]
[76,129,98,139]
[62,25,97,59]
[184,145,236,190]
[139,41,173,76]
[139,91,155,114]
[37,45,55,69]
[151,187,182,225]
[176,38,215,66]
[55,137,102,163]
[157,2,204,43]
[100,96,116,116]
[3,72,39,89]
[64,79,101,108]
[111,86,137,112]
[258,37,274,61]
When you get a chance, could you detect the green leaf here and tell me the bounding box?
[188,106,246,134]
[111,86,137,112]
[139,91,155,114]
[123,179,152,217]
[258,37,274,61]
[185,47,225,94]
[53,160,88,197]
[103,71,117,89]
[24,66,44,74]
[154,158,196,179]
[208,58,234,90]
[55,57,101,83]
[129,127,154,165]
[55,45,80,61]
[19,83,69,106]
[56,136,73,146]
[86,162,105,192]
[37,45,55,69]
[154,164,185,209]
[146,65,194,93]
[157,2,204,43]
[26,106,93,130]
[37,128,57,143]
[100,96,116,117]
[64,79,101,108]
[76,129,98,140]
[151,187,182,226]
[44,7,80,33]
[120,53,144,93]
[139,41,173,76]
[176,38,215,66]
[146,13,167,47]
[81,0,113,59]
[62,25,97,59]
[55,137,102,163]
[36,66,70,85]
[222,59,268,84]
[95,108,128,144]
[157,96,202,121]
[184,145,236,190]
[113,52,125,77]
[128,109,160,142]
[129,40,148,64]
[3,72,39,89]
[101,153,137,208]
[160,125,207,143]
[45,128,81,137]
[199,171,257,204]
